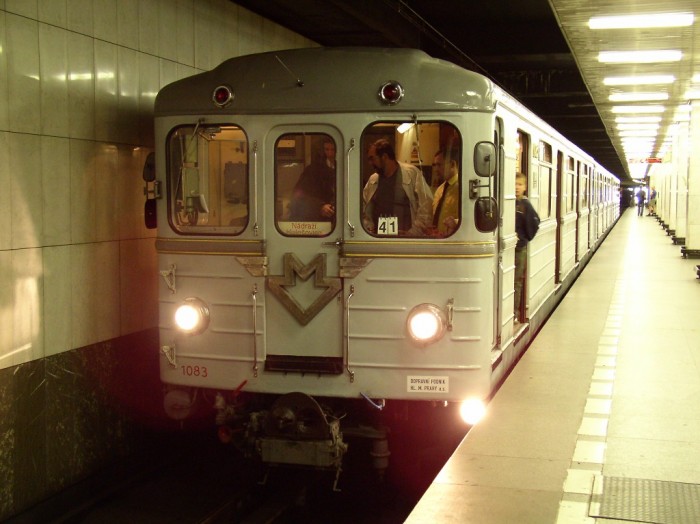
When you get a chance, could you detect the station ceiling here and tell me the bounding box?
[232,0,700,187]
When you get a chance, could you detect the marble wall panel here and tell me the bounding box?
[116,145,149,240]
[238,6,263,57]
[5,0,37,18]
[38,0,67,27]
[70,243,98,349]
[67,31,95,140]
[95,142,119,242]
[43,245,72,357]
[41,136,71,246]
[9,133,43,250]
[6,13,40,134]
[93,0,117,44]
[8,359,48,510]
[138,0,158,55]
[117,46,139,145]
[12,248,44,366]
[138,53,158,146]
[69,139,97,244]
[94,39,119,143]
[157,0,177,62]
[0,132,9,250]
[39,23,70,137]
[0,250,12,363]
[0,12,8,131]
[117,0,139,50]
[94,241,121,342]
[67,0,93,36]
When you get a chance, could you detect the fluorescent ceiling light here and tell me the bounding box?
[598,50,682,63]
[693,74,700,83]
[615,116,661,123]
[618,130,658,137]
[612,105,665,114]
[621,136,655,143]
[589,13,694,29]
[609,92,669,102]
[604,75,675,86]
[616,123,659,130]
[684,90,700,99]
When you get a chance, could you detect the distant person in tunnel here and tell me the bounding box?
[636,187,645,216]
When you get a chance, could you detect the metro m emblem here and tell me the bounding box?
[267,253,341,325]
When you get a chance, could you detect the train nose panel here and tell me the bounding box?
[264,252,344,374]
[266,252,341,325]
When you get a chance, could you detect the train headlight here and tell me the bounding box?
[174,298,210,335]
[459,398,486,426]
[406,304,446,344]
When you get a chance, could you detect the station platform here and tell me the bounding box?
[406,209,700,524]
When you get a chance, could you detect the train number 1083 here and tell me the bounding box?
[180,365,208,377]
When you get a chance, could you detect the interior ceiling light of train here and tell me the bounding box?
[549,0,699,185]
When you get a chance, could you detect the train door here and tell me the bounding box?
[495,118,505,345]
[555,151,563,282]
[264,127,344,373]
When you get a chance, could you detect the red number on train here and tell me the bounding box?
[180,365,208,377]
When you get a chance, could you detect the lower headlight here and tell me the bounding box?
[174,297,210,335]
[459,398,486,425]
[406,303,446,344]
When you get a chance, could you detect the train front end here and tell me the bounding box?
[146,48,499,479]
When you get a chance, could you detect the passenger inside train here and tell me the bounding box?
[431,148,460,236]
[287,137,337,222]
[362,137,434,236]
[361,122,462,238]
[275,133,337,236]
[514,171,540,322]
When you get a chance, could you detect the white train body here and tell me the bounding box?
[147,48,618,472]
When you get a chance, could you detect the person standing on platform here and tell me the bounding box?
[647,186,657,216]
[636,187,645,216]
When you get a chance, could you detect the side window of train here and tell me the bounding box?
[274,133,336,237]
[166,124,249,234]
[361,121,461,238]
[538,141,552,219]
[566,157,575,213]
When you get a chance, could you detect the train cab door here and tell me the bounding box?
[494,118,505,349]
[263,127,344,374]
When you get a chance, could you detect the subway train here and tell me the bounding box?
[143,47,619,484]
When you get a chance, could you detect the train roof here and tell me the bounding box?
[154,47,496,116]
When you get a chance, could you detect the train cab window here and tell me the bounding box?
[166,124,249,234]
[361,122,461,238]
[274,133,336,237]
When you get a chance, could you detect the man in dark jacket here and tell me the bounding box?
[514,171,540,323]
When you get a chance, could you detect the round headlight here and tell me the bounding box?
[459,398,486,426]
[174,298,210,335]
[406,303,446,344]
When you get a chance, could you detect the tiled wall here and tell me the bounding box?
[0,0,314,518]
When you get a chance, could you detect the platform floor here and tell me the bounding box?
[407,209,700,524]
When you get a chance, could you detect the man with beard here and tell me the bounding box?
[362,138,433,236]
